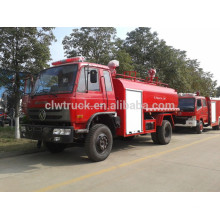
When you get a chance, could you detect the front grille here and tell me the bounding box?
[174,117,188,124]
[29,115,62,120]
[29,109,62,113]
[28,108,70,123]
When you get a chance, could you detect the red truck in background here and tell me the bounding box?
[0,110,7,127]
[174,93,220,133]
[21,57,179,161]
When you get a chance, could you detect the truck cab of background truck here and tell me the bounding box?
[174,93,209,133]
[21,57,179,162]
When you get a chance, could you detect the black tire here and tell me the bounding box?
[151,131,160,144]
[196,120,203,134]
[213,121,220,130]
[85,124,113,162]
[157,120,172,145]
[44,142,66,153]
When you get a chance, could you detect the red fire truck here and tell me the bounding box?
[174,93,220,133]
[21,57,179,161]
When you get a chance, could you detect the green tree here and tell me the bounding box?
[216,86,220,97]
[63,27,116,65]
[0,27,56,138]
[111,38,135,75]
[124,27,217,96]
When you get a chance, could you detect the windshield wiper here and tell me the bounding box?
[31,89,58,98]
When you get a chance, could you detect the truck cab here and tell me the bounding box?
[174,94,208,133]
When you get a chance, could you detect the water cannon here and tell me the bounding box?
[108,60,119,77]
[196,91,200,96]
[148,69,156,82]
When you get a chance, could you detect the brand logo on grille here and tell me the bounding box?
[39,109,46,121]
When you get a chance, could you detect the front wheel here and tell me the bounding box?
[196,120,203,134]
[157,120,172,145]
[85,124,113,162]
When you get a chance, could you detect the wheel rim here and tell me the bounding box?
[96,133,108,154]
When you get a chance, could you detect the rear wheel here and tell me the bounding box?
[85,124,113,162]
[213,121,220,130]
[196,120,203,134]
[157,120,172,145]
[44,142,66,153]
[151,131,159,144]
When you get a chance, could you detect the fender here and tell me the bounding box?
[154,113,175,127]
[75,112,117,133]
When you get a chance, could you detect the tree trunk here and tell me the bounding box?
[15,116,20,139]
[14,93,20,139]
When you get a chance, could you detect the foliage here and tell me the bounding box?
[216,86,220,97]
[63,27,116,65]
[0,27,56,138]
[124,27,217,96]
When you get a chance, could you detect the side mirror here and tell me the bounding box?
[90,70,98,83]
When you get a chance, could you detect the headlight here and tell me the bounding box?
[64,129,71,135]
[53,128,71,135]
[191,116,196,120]
[21,126,26,132]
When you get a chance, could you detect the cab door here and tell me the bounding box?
[201,99,208,124]
[100,69,116,112]
[196,99,203,121]
[75,66,105,127]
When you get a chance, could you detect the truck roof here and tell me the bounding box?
[51,61,110,71]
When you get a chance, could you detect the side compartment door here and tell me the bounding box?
[211,101,216,123]
[126,89,143,135]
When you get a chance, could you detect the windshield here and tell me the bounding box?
[178,98,195,111]
[32,64,78,96]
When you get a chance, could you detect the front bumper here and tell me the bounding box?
[20,124,74,143]
[175,119,197,127]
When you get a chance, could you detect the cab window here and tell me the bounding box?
[197,99,202,109]
[77,67,100,92]
[103,71,112,92]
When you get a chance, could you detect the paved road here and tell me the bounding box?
[0,128,220,192]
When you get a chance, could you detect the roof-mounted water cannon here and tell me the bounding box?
[108,60,119,77]
[148,69,156,82]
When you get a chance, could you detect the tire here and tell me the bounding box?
[157,120,172,145]
[44,142,66,153]
[85,124,113,162]
[151,131,160,144]
[196,120,203,134]
[213,121,220,130]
